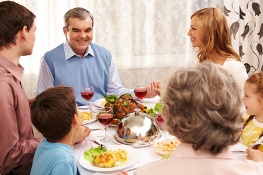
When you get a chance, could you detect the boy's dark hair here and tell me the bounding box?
[31,87,77,142]
[0,1,36,49]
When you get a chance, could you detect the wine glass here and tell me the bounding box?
[80,85,94,110]
[134,86,148,104]
[98,107,114,142]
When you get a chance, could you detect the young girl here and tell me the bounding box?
[242,72,263,150]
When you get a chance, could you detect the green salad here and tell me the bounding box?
[103,94,118,103]
[147,102,163,117]
[84,146,107,163]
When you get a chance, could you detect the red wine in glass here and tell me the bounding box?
[80,85,94,110]
[81,91,94,101]
[134,87,148,103]
[98,114,113,126]
[98,107,113,142]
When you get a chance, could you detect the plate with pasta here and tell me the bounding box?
[79,109,97,124]
[79,145,138,172]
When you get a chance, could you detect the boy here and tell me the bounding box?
[30,87,91,174]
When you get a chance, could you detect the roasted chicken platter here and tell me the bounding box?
[104,93,146,123]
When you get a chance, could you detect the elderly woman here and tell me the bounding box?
[134,61,263,175]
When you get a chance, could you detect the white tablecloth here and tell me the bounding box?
[74,96,162,175]
[73,96,247,175]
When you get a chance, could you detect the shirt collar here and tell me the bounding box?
[0,55,23,81]
[63,40,94,60]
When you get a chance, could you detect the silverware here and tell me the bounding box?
[126,167,139,172]
[90,102,104,113]
[92,140,107,150]
[91,128,102,131]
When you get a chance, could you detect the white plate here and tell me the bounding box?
[79,145,138,172]
[141,96,160,108]
[79,109,97,124]
[94,98,106,108]
[112,135,150,148]
[229,142,247,152]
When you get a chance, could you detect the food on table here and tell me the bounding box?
[147,102,163,117]
[101,100,106,106]
[93,149,127,168]
[155,113,164,122]
[162,155,170,159]
[111,118,120,126]
[104,93,146,119]
[84,146,107,163]
[103,94,118,103]
[84,146,127,168]
[81,111,93,122]
[152,139,180,156]
[93,153,115,168]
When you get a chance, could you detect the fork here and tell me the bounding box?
[91,139,107,150]
[90,102,104,113]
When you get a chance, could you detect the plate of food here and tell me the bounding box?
[79,145,138,172]
[149,134,180,156]
[94,98,106,108]
[79,109,97,124]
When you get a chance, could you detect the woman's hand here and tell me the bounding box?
[145,81,161,98]
[154,81,162,96]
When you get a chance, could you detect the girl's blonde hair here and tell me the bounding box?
[246,72,263,98]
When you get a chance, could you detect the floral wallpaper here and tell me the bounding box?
[224,0,263,75]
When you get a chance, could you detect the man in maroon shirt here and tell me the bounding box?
[0,1,40,174]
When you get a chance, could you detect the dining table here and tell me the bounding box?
[74,96,248,175]
[74,96,163,175]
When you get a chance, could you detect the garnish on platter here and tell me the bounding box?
[145,102,163,117]
[84,146,128,168]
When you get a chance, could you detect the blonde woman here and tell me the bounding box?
[188,7,248,92]
[154,8,248,97]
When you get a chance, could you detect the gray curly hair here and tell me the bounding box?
[161,61,243,154]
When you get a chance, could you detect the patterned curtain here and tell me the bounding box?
[224,0,263,75]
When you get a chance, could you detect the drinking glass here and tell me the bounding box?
[80,85,94,110]
[134,86,148,103]
[98,107,114,142]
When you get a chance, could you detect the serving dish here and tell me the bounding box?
[114,108,160,146]
[149,134,180,156]
[94,98,106,108]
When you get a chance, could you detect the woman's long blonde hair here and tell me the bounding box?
[191,8,240,62]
